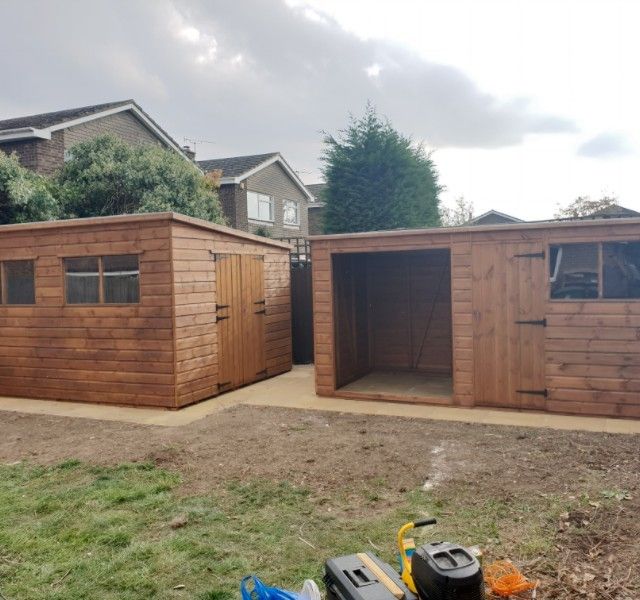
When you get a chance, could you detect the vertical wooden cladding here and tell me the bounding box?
[171,221,291,408]
[0,218,176,407]
[312,218,640,419]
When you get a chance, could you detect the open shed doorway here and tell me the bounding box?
[332,248,453,402]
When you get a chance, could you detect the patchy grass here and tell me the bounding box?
[0,460,623,599]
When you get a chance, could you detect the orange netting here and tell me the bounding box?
[484,560,538,598]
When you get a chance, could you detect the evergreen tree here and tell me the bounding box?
[321,106,441,233]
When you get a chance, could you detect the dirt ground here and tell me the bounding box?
[1,404,639,599]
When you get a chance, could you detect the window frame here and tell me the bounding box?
[548,240,640,302]
[0,259,37,306]
[247,190,274,223]
[63,253,141,306]
[283,199,300,227]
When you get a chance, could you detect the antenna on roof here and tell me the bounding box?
[183,137,215,155]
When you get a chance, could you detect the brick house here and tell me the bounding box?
[198,153,314,238]
[0,100,188,175]
[305,182,327,235]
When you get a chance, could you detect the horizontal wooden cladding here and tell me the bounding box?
[171,222,291,408]
[0,220,175,407]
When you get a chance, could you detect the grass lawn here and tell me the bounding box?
[0,459,578,600]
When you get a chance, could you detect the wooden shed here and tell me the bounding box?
[0,212,292,408]
[311,217,640,419]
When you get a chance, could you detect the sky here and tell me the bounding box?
[0,0,638,219]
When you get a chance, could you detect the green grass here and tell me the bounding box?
[0,461,571,599]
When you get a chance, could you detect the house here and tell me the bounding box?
[310,215,640,419]
[578,203,640,220]
[0,100,189,175]
[0,212,292,408]
[305,183,327,235]
[198,153,314,238]
[468,209,524,225]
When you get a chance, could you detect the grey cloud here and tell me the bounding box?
[0,0,576,176]
[577,132,632,158]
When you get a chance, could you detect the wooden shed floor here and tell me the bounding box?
[339,370,453,402]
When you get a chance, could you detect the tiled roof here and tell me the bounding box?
[197,153,279,178]
[305,183,327,200]
[0,100,133,131]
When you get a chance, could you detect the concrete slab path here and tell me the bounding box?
[1,365,639,434]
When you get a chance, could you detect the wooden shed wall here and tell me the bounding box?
[171,222,292,407]
[312,220,640,419]
[0,219,176,406]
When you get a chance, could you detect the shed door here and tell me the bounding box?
[216,254,266,392]
[472,242,546,409]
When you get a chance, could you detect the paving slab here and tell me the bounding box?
[0,365,639,434]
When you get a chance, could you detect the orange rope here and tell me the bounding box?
[484,560,538,597]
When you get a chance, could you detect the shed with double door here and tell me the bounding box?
[310,217,640,418]
[0,212,292,408]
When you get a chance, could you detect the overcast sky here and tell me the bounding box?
[1,0,638,219]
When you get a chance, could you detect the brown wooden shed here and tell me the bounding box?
[311,217,640,419]
[0,212,292,408]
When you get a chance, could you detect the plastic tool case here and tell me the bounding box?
[324,553,417,600]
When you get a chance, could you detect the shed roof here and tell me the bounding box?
[0,213,292,250]
[309,215,640,242]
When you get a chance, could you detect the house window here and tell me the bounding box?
[1,260,36,304]
[603,242,640,298]
[550,243,599,299]
[65,255,139,304]
[247,191,274,222]
[283,199,299,226]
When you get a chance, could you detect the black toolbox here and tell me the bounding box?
[324,552,416,600]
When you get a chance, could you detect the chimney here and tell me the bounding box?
[182,145,196,160]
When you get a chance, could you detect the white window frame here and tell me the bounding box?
[247,191,274,223]
[283,199,300,227]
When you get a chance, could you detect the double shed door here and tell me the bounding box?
[216,254,266,391]
[471,241,547,409]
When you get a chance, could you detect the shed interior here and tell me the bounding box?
[332,249,453,401]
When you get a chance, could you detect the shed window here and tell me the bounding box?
[247,191,274,222]
[283,199,299,226]
[103,255,140,303]
[550,243,599,299]
[65,255,139,304]
[1,260,35,304]
[603,242,640,298]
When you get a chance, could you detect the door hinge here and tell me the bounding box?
[254,299,266,305]
[216,316,230,322]
[215,303,230,310]
[514,251,545,259]
[516,389,548,397]
[515,318,547,326]
[254,309,266,315]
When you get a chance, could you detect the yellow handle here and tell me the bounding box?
[397,521,415,587]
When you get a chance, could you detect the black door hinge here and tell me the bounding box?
[216,316,229,322]
[515,318,547,326]
[514,251,545,259]
[254,299,266,305]
[254,309,266,315]
[215,303,230,311]
[516,389,548,397]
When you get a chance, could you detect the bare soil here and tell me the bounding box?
[1,404,639,598]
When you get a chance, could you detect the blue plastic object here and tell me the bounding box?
[240,575,299,600]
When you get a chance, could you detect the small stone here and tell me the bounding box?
[170,515,188,529]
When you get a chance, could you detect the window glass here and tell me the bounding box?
[65,257,100,304]
[283,199,299,225]
[4,260,35,304]
[247,191,273,221]
[550,243,599,299]
[103,255,140,303]
[603,242,640,299]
